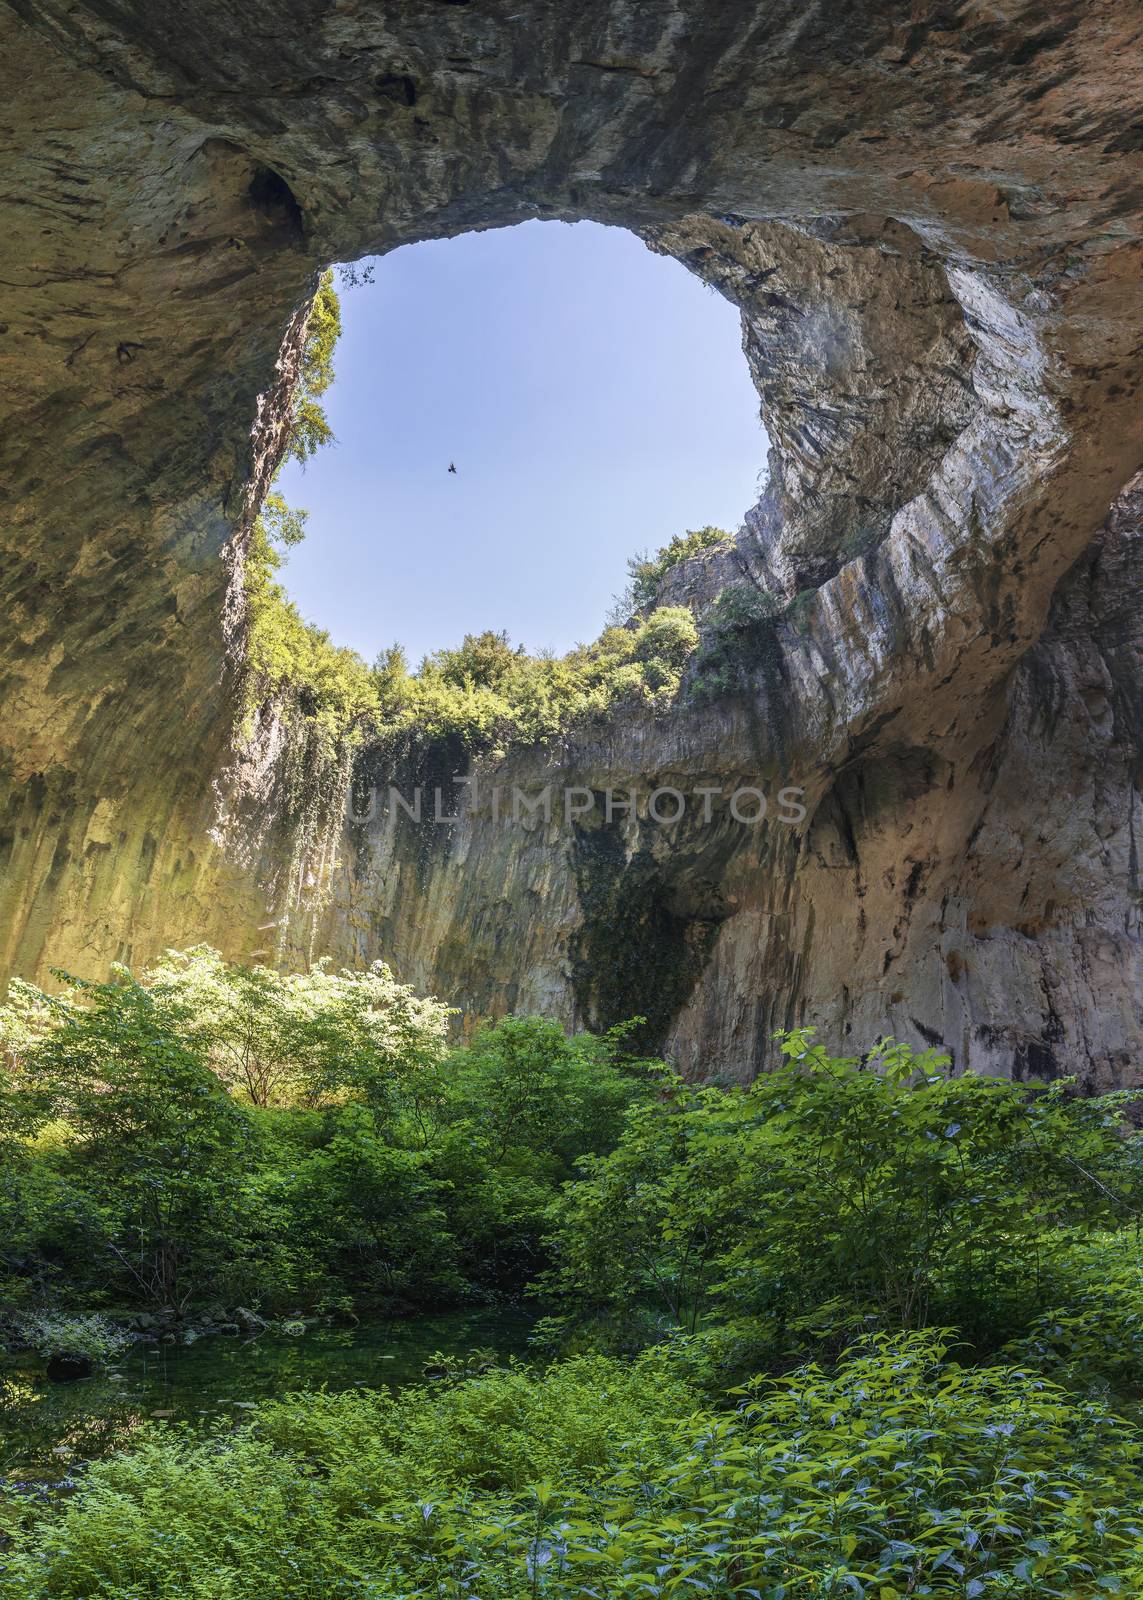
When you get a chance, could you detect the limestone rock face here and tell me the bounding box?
[0,1,1140,1085]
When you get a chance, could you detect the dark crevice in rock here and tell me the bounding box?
[568,816,725,1053]
[247,165,305,241]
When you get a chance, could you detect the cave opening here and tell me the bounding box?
[271,218,767,670]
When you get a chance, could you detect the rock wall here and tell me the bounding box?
[0,0,1140,1085]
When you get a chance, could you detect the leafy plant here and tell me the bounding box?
[13,1311,129,1367]
[614,524,734,618]
[687,577,784,702]
[242,491,380,742]
[1004,1229,1143,1406]
[5,1334,1142,1598]
[429,1016,653,1291]
[288,268,340,465]
[372,606,701,762]
[142,945,451,1110]
[0,958,651,1315]
[541,1030,1143,1364]
[4,972,256,1309]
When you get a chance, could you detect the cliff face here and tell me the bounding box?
[0,1,1140,1085]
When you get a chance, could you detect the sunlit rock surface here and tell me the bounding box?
[0,1,1140,1085]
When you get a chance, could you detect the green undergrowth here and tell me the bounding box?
[6,971,1143,1596]
[5,1333,1143,1597]
[0,956,651,1316]
[537,1029,1143,1371]
[1003,1230,1143,1411]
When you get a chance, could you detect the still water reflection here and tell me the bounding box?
[1,1307,535,1484]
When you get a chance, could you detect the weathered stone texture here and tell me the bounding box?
[0,1,1140,1084]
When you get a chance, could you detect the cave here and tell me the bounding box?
[1,0,1140,1089]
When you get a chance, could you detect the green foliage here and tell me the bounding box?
[4,972,255,1309]
[542,1030,1143,1366]
[10,1311,129,1366]
[6,1333,1143,1599]
[0,955,649,1315]
[786,584,819,632]
[268,1104,464,1307]
[689,578,783,702]
[706,579,782,632]
[616,524,734,618]
[373,606,700,760]
[429,1017,652,1290]
[288,268,341,466]
[431,629,523,691]
[633,605,700,668]
[142,944,451,1110]
[1004,1230,1143,1405]
[440,1016,647,1171]
[8,997,1143,1598]
[255,1348,695,1497]
[243,491,380,740]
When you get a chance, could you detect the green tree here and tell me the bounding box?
[440,1015,646,1168]
[272,1103,463,1307]
[543,1031,1143,1360]
[615,524,733,617]
[142,946,452,1112]
[286,267,341,465]
[16,974,253,1308]
[427,629,522,691]
[427,1016,653,1293]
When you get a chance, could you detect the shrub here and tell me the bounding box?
[4,973,256,1309]
[1004,1230,1143,1407]
[786,583,819,631]
[371,606,699,761]
[289,268,340,465]
[633,604,700,667]
[0,958,651,1315]
[541,1030,1143,1363]
[269,1105,465,1307]
[428,1016,652,1291]
[255,1349,695,1498]
[242,491,381,744]
[615,524,734,617]
[13,1311,129,1367]
[429,629,523,691]
[689,579,783,701]
[705,579,782,632]
[4,1335,1141,1598]
[142,945,452,1110]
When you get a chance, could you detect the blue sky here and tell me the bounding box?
[276,220,766,667]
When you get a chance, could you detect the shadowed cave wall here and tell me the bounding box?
[0,0,1140,1086]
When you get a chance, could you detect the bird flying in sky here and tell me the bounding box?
[448,462,457,474]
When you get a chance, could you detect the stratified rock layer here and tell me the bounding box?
[0,1,1140,1085]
